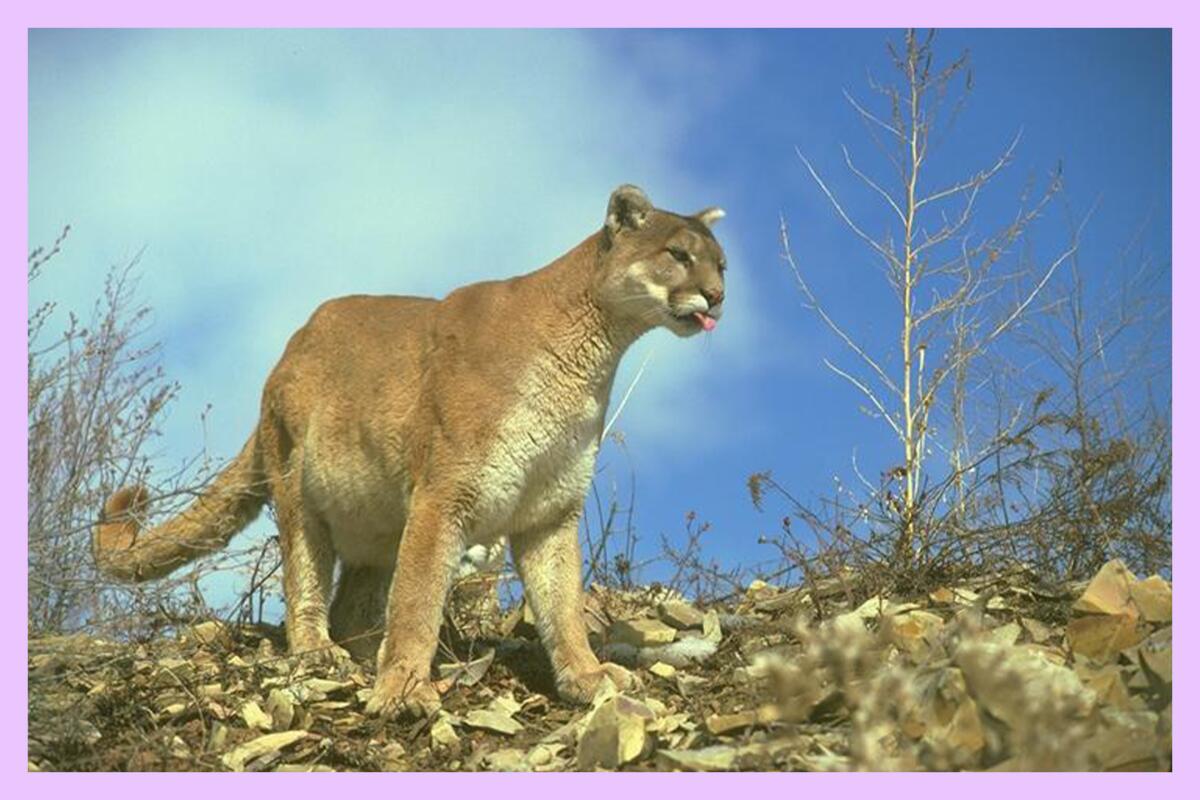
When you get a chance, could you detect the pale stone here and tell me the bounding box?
[185,620,232,649]
[752,588,806,612]
[1075,663,1133,710]
[883,610,945,656]
[206,722,228,753]
[704,705,779,736]
[657,745,738,771]
[489,692,522,716]
[240,700,273,732]
[483,748,527,771]
[609,618,677,647]
[300,677,355,698]
[1130,575,1171,623]
[853,595,920,619]
[266,688,297,731]
[956,642,1095,728]
[430,715,460,749]
[436,648,496,688]
[745,579,778,600]
[221,730,309,771]
[1089,708,1165,770]
[464,709,524,735]
[648,661,677,679]
[702,610,723,644]
[986,621,1022,647]
[576,695,656,770]
[527,743,566,770]
[827,611,867,637]
[377,742,406,770]
[1073,559,1138,617]
[1067,613,1142,662]
[1020,617,1053,643]
[658,600,706,630]
[1138,645,1171,685]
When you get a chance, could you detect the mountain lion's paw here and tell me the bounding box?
[292,641,354,672]
[557,661,640,704]
[365,669,441,720]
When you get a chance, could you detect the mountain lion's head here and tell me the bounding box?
[594,184,727,338]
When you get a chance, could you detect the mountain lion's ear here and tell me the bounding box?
[605,185,653,237]
[695,207,725,228]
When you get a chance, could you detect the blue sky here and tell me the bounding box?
[29,29,1170,609]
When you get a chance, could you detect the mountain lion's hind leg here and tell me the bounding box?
[365,490,464,720]
[330,564,390,663]
[271,472,349,665]
[511,511,637,704]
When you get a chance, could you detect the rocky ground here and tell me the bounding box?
[28,558,1171,772]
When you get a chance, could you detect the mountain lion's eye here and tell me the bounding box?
[668,248,691,265]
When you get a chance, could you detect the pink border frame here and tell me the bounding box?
[7,1,1192,793]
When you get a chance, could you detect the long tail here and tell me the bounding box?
[93,433,268,582]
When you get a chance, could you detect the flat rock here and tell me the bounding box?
[1020,617,1053,643]
[854,595,920,619]
[1138,645,1171,685]
[929,586,1004,609]
[375,741,407,770]
[184,621,231,649]
[657,745,738,771]
[1089,708,1166,770]
[609,618,677,647]
[464,709,524,736]
[658,601,706,629]
[986,621,1022,647]
[750,588,805,613]
[1130,575,1171,623]
[745,579,779,601]
[436,648,495,688]
[826,612,867,637]
[956,641,1095,727]
[221,730,309,771]
[430,714,461,749]
[705,705,779,736]
[883,610,945,656]
[1073,559,1138,617]
[488,692,522,716]
[265,688,296,731]
[299,677,355,697]
[937,695,986,760]
[648,661,677,679]
[526,742,567,771]
[1075,663,1133,710]
[1067,613,1142,662]
[576,694,656,770]
[240,700,273,732]
[701,610,723,643]
[482,748,527,771]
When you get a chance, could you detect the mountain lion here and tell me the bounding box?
[94,185,727,719]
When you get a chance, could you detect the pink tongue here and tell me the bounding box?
[693,311,717,332]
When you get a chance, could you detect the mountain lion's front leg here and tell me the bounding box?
[365,490,464,720]
[511,511,636,704]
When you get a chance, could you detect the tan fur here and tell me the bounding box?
[93,185,727,718]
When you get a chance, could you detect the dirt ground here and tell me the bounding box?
[28,561,1171,772]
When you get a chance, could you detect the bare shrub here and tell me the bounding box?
[759,29,1170,599]
[27,230,275,639]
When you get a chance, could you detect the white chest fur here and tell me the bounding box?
[470,365,608,543]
